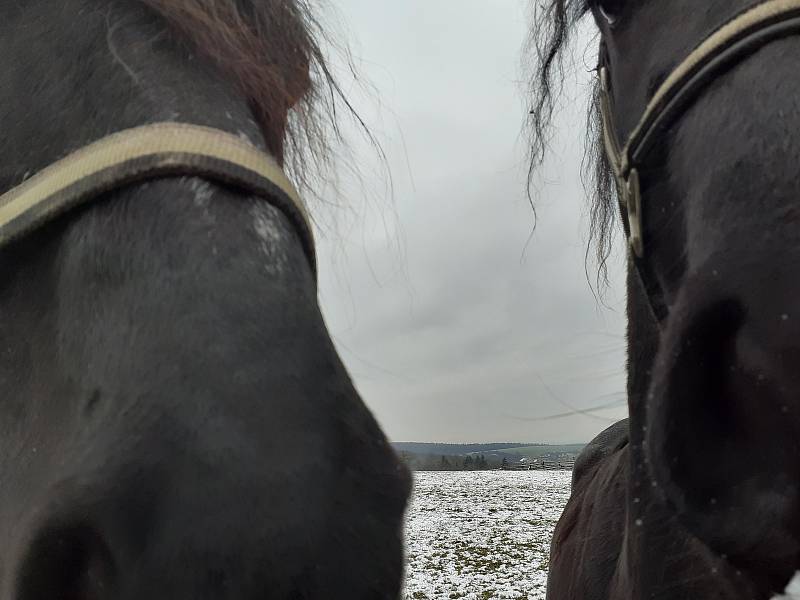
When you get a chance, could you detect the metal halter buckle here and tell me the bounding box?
[626,168,643,258]
[599,66,644,258]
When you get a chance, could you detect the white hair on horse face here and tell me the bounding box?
[187,177,214,208]
[181,177,293,273]
[773,572,800,599]
[251,202,289,274]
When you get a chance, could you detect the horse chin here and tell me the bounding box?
[643,267,800,581]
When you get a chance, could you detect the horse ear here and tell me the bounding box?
[594,0,627,26]
[645,296,800,577]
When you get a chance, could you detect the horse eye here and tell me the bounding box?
[595,0,625,25]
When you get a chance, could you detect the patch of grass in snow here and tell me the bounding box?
[450,542,506,573]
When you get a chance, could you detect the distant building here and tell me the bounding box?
[500,454,576,471]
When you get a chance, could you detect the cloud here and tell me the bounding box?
[315,0,628,443]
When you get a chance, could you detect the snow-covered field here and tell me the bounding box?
[403,470,572,600]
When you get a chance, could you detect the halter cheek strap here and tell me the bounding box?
[600,0,800,261]
[0,122,316,275]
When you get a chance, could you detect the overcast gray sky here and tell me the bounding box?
[313,1,628,444]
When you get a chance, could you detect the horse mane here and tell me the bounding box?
[525,0,617,291]
[140,0,371,196]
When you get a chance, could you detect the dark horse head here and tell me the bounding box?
[0,1,409,598]
[529,0,800,598]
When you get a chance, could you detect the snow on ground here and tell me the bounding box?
[403,470,572,600]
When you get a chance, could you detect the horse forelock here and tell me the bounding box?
[139,0,372,199]
[525,0,617,294]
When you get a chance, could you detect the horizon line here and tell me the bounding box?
[391,441,588,446]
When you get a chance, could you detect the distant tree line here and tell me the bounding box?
[398,452,498,471]
[393,442,531,457]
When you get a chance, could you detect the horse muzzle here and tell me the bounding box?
[643,260,800,575]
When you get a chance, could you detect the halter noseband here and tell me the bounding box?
[600,0,800,263]
[0,122,315,275]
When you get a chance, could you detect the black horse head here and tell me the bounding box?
[0,1,409,598]
[529,1,800,598]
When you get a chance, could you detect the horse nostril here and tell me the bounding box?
[646,297,747,510]
[16,522,116,600]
